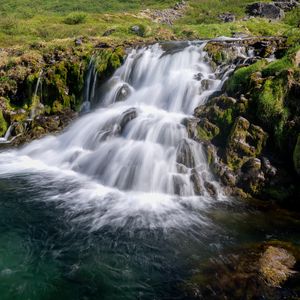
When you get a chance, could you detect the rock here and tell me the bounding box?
[294,49,300,67]
[259,246,296,287]
[103,29,116,37]
[195,118,220,142]
[273,0,299,11]
[246,3,285,20]
[226,117,267,170]
[204,181,217,197]
[115,84,131,102]
[262,157,277,177]
[172,174,186,196]
[117,108,137,133]
[130,25,145,37]
[239,158,265,193]
[176,139,195,168]
[190,170,204,195]
[218,13,236,22]
[293,134,300,175]
[183,242,298,299]
[75,38,83,46]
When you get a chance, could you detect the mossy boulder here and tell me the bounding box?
[226,117,267,170]
[195,118,220,142]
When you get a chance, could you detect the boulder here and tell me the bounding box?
[226,117,267,170]
[218,13,236,22]
[195,118,220,142]
[246,3,285,19]
[130,25,145,37]
[259,246,296,287]
[190,169,204,195]
[273,0,299,11]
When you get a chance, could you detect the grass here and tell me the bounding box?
[0,0,299,47]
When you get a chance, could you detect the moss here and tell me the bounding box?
[262,56,293,77]
[0,110,8,137]
[226,60,268,95]
[293,134,300,175]
[196,119,220,141]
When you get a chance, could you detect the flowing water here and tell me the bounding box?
[0,41,299,299]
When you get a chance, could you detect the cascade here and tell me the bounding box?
[0,41,252,230]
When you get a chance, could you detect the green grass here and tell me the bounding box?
[0,0,299,47]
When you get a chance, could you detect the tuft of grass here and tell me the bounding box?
[63,12,87,25]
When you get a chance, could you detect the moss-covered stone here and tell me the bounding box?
[226,117,267,170]
[0,110,7,137]
[195,118,220,141]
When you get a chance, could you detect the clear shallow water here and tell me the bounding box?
[0,42,300,299]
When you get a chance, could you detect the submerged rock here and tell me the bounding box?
[183,241,299,299]
[260,246,296,287]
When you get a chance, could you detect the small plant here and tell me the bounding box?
[63,12,87,25]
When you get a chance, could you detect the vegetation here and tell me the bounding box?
[0,0,299,47]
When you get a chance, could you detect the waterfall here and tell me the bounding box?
[0,125,13,143]
[0,41,250,230]
[30,70,43,120]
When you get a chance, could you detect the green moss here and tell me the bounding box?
[0,110,8,137]
[226,60,268,94]
[262,56,294,77]
[293,134,300,175]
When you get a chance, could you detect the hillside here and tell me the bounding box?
[0,0,299,47]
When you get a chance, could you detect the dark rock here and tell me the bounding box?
[117,108,138,133]
[219,13,236,22]
[204,181,217,197]
[246,3,285,19]
[115,84,131,102]
[262,157,277,177]
[190,170,204,195]
[183,241,298,299]
[273,0,299,11]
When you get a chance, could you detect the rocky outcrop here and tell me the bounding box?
[246,2,285,19]
[0,43,125,146]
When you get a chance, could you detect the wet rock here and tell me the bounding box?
[193,73,204,81]
[218,13,236,22]
[172,174,187,196]
[117,108,137,133]
[115,84,131,102]
[176,139,195,168]
[262,157,277,177]
[246,2,285,19]
[204,181,217,197]
[183,241,298,299]
[190,170,204,195]
[260,246,296,287]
